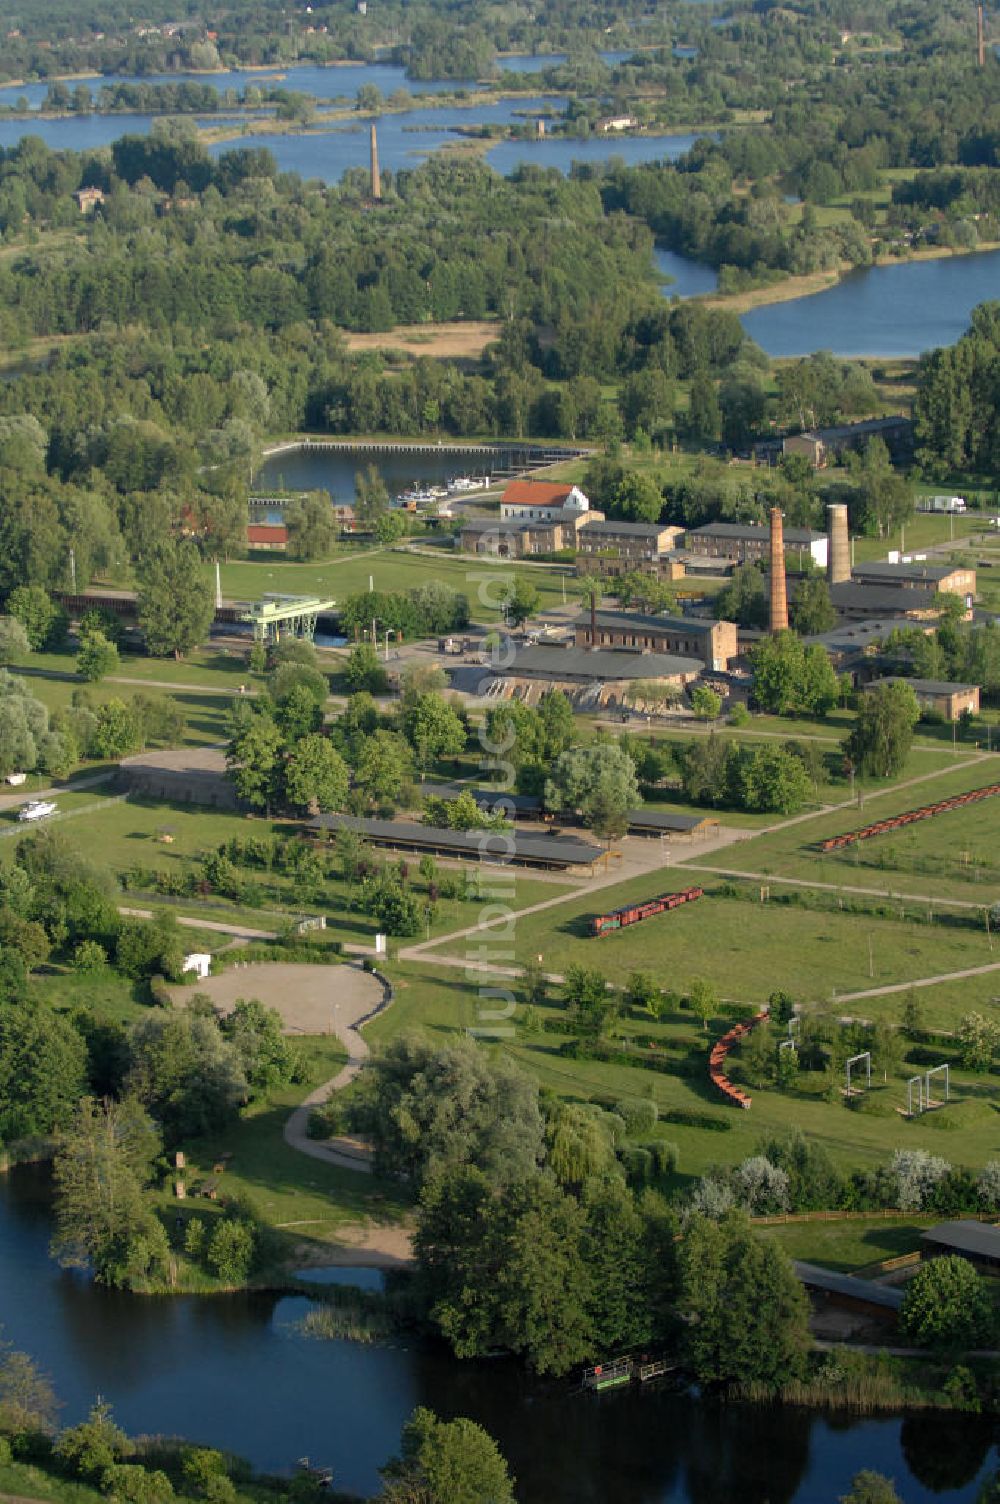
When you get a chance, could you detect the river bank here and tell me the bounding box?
[704,239,1000,315]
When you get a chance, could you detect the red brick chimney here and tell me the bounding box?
[769,506,788,633]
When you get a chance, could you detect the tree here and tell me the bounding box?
[403,692,466,773]
[544,744,639,832]
[688,976,717,1031]
[611,472,664,524]
[221,999,295,1096]
[345,642,390,694]
[206,1219,256,1284]
[790,575,837,635]
[690,685,722,720]
[7,586,65,651]
[716,564,768,630]
[227,710,284,812]
[957,1011,999,1071]
[354,730,412,807]
[502,575,539,628]
[900,1256,994,1351]
[284,491,336,561]
[137,540,213,659]
[0,1340,58,1434]
[55,1400,134,1479]
[380,1408,515,1504]
[751,633,839,717]
[354,465,390,524]
[0,617,30,666]
[545,1102,617,1189]
[679,1212,810,1388]
[845,681,920,778]
[51,1097,166,1288]
[89,699,142,759]
[562,965,617,1039]
[284,734,349,813]
[0,996,87,1141]
[840,1473,903,1504]
[77,631,119,683]
[360,1035,544,1187]
[127,1009,247,1141]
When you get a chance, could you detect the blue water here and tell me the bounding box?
[0,52,633,111]
[295,1266,386,1292]
[485,128,712,176]
[655,245,720,298]
[740,248,1000,357]
[0,112,162,149]
[0,1167,995,1504]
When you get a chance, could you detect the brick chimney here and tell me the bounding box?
[827,502,850,585]
[769,506,788,633]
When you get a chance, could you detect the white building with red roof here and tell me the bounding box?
[500,479,593,524]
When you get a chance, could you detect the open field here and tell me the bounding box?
[342,320,499,359]
[215,546,576,620]
[21,646,257,694]
[758,1216,933,1272]
[691,758,1000,903]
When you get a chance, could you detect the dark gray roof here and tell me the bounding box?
[869,676,979,696]
[793,1262,903,1311]
[811,416,911,443]
[418,784,716,832]
[921,1221,1000,1260]
[460,518,552,535]
[688,521,824,546]
[579,519,672,538]
[829,583,938,613]
[502,644,703,680]
[306,813,602,867]
[805,619,909,652]
[626,809,719,832]
[578,609,719,638]
[852,562,958,585]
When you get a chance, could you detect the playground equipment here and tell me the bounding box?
[708,1008,769,1110]
[844,1051,871,1099]
[902,1063,950,1118]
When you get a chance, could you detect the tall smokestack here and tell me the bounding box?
[979,4,986,65]
[370,121,381,201]
[827,503,851,585]
[769,506,788,634]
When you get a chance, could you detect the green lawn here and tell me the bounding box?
[758,1216,932,1272]
[22,645,255,693]
[150,1035,412,1265]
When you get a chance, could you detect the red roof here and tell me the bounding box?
[247,523,288,544]
[502,480,576,508]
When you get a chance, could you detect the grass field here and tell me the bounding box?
[758,1216,932,1272]
[368,962,1000,1177]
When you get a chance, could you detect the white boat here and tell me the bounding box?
[18,799,57,822]
[446,475,490,494]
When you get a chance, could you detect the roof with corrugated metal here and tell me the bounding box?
[921,1221,1000,1259]
[793,1262,904,1310]
[306,813,603,866]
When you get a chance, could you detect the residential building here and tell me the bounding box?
[573,608,737,671]
[73,187,105,213]
[756,415,913,467]
[576,518,683,563]
[685,521,828,571]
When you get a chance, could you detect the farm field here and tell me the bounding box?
[368,963,1000,1177]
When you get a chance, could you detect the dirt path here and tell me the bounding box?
[119,906,280,941]
[0,769,115,812]
[831,958,1000,1003]
[672,862,986,911]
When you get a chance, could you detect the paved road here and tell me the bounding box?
[118,907,280,941]
[0,769,115,813]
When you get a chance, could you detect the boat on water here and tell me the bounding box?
[447,475,490,494]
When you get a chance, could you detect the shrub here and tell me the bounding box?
[619,1145,653,1186]
[651,1141,680,1176]
[73,940,108,973]
[660,1107,732,1132]
[206,1220,256,1285]
[101,1465,175,1504]
[900,1256,994,1351]
[615,1098,657,1137]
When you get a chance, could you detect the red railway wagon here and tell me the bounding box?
[820,782,1000,852]
[590,886,703,938]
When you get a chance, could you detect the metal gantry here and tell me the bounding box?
[241,594,336,644]
[925,1062,950,1107]
[845,1051,872,1098]
[906,1075,925,1117]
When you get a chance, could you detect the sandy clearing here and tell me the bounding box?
[343,320,499,358]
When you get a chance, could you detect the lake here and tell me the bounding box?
[1,1166,997,1502]
[740,250,1000,358]
[654,246,720,299]
[0,1166,995,1502]
[485,129,712,177]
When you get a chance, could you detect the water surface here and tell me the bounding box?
[0,1166,995,1503]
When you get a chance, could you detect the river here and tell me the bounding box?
[255,445,503,503]
[0,1166,995,1502]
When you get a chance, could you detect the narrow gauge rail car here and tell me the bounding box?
[820,782,1000,852]
[590,885,703,937]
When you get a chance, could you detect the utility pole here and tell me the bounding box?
[69,547,76,593]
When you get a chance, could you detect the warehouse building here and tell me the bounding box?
[851,561,976,602]
[867,677,981,721]
[455,641,703,712]
[306,813,603,871]
[685,521,828,571]
[574,609,737,671]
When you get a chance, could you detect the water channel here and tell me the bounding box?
[0,1166,996,1502]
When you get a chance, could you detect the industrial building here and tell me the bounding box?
[826,582,939,622]
[685,521,828,571]
[574,609,737,671]
[575,518,684,571]
[459,517,565,558]
[867,677,981,720]
[454,642,704,712]
[416,783,720,839]
[851,561,976,601]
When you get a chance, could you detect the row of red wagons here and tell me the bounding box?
[590,886,704,938]
[708,1009,769,1110]
[820,782,1000,852]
